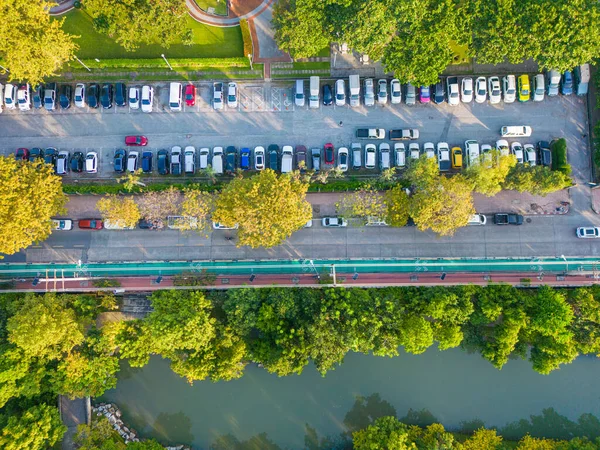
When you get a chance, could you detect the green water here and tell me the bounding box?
[99,349,600,449]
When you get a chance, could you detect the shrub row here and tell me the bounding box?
[239,19,253,58]
[71,57,250,70]
[550,138,572,175]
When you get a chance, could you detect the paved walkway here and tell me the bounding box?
[60,395,89,450]
[186,0,273,26]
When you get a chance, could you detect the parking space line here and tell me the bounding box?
[73,244,85,248]
[52,245,64,248]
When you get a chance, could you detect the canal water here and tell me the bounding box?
[100,349,600,449]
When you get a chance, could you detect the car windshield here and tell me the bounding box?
[336,93,344,100]
[340,154,347,164]
[228,95,235,101]
[186,94,193,100]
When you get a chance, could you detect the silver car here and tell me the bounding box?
[335,79,346,106]
[377,79,388,104]
[364,78,375,106]
[405,83,416,106]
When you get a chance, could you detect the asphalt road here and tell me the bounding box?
[0,80,596,264]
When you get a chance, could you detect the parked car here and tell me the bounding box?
[496,139,510,157]
[409,143,420,160]
[227,82,238,108]
[461,77,473,103]
[240,148,251,170]
[561,71,573,96]
[3,83,16,109]
[268,144,279,171]
[351,143,362,169]
[481,144,492,166]
[32,85,44,109]
[576,227,600,239]
[419,85,430,103]
[364,144,376,169]
[56,150,69,175]
[338,147,349,171]
[377,79,388,104]
[52,219,73,231]
[364,78,375,106]
[59,85,72,109]
[114,149,126,172]
[254,146,265,170]
[85,152,98,173]
[157,149,169,175]
[322,217,348,227]
[322,84,333,106]
[524,144,536,166]
[29,148,43,162]
[511,142,524,163]
[334,79,346,106]
[437,142,450,171]
[295,79,305,107]
[424,142,435,159]
[115,83,126,107]
[433,81,445,104]
[405,83,416,106]
[390,79,401,104]
[142,151,153,173]
[324,143,334,164]
[87,84,99,109]
[379,143,391,170]
[101,84,113,109]
[129,87,140,109]
[78,219,103,230]
[170,146,182,175]
[311,147,321,172]
[141,85,154,113]
[185,84,196,107]
[475,77,487,103]
[502,75,516,103]
[533,74,545,101]
[44,148,56,166]
[451,147,462,169]
[74,83,86,108]
[493,213,523,225]
[537,141,551,167]
[394,143,406,168]
[226,146,237,173]
[15,148,29,161]
[446,77,459,105]
[488,76,501,104]
[70,151,84,173]
[518,74,530,102]
[213,82,223,110]
[17,84,31,111]
[125,135,148,146]
[44,82,56,111]
[389,129,419,140]
[127,151,138,173]
[199,147,209,170]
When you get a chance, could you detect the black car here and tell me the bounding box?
[141,151,153,173]
[157,149,169,175]
[70,151,84,172]
[433,82,445,104]
[225,146,237,173]
[322,84,333,106]
[87,84,99,108]
[32,85,44,109]
[268,144,279,171]
[101,84,113,109]
[59,85,72,109]
[44,148,56,165]
[114,149,126,172]
[537,141,552,167]
[29,148,44,162]
[115,83,126,107]
[138,219,161,230]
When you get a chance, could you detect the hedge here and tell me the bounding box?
[550,138,572,175]
[239,19,253,58]
[71,57,250,70]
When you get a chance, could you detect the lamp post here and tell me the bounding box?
[247,53,253,70]
[161,54,173,71]
[74,56,91,72]
[0,63,9,73]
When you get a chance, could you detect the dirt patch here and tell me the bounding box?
[229,0,265,18]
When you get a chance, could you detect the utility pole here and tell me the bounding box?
[74,56,91,72]
[161,54,173,71]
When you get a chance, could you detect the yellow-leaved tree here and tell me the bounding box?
[179,187,215,232]
[212,169,312,248]
[0,157,67,256]
[96,195,141,229]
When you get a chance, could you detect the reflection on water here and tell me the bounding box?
[99,349,600,449]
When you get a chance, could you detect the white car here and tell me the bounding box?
[85,151,98,173]
[17,84,31,111]
[446,77,460,105]
[338,147,349,172]
[127,151,139,173]
[577,227,600,239]
[322,217,348,227]
[405,83,416,106]
[254,146,265,170]
[424,142,435,159]
[213,82,224,110]
[409,143,420,160]
[52,219,73,231]
[524,144,536,166]
[213,222,238,230]
[488,77,502,104]
[377,79,388,104]
[365,144,376,169]
[503,75,516,103]
[364,78,375,106]
[227,82,237,108]
[335,79,346,106]
[129,87,140,109]
[496,139,510,157]
[394,143,406,167]
[461,77,473,103]
[141,85,154,113]
[390,79,401,104]
[4,83,16,109]
[481,144,493,166]
[511,142,524,163]
[437,142,450,171]
[475,77,487,103]
[533,74,545,102]
[74,83,86,108]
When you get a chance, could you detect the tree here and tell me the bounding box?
[7,293,84,361]
[179,187,215,232]
[516,435,562,450]
[405,155,440,190]
[136,188,182,226]
[117,169,145,192]
[0,157,67,256]
[336,186,387,225]
[272,0,330,58]
[0,0,77,85]
[83,0,191,51]
[465,152,517,197]
[409,175,475,236]
[96,195,141,229]
[0,403,66,450]
[503,165,572,196]
[213,170,312,248]
[462,428,503,450]
[74,416,125,450]
[352,416,414,450]
[384,187,410,227]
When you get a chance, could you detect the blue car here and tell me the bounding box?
[142,151,153,173]
[561,71,573,96]
[114,149,126,173]
[240,148,250,170]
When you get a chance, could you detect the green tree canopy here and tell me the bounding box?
[0,403,66,450]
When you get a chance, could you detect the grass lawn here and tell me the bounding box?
[194,0,228,16]
[59,10,242,59]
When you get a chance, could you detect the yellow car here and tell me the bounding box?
[451,147,463,169]
[518,74,530,102]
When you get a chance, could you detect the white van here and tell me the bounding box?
[467,214,487,226]
[169,82,182,111]
[309,76,319,109]
[212,146,224,174]
[501,126,533,138]
[199,147,209,170]
[184,146,195,174]
[465,140,480,167]
[295,80,305,107]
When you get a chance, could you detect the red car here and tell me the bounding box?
[324,143,335,164]
[185,84,196,107]
[15,148,29,161]
[125,135,148,146]
[78,219,104,230]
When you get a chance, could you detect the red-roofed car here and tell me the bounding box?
[15,148,29,161]
[125,135,148,146]
[78,219,104,230]
[185,84,196,106]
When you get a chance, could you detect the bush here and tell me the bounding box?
[550,138,571,175]
[73,57,250,70]
[63,182,222,195]
[239,19,253,58]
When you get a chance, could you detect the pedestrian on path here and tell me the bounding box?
[339,121,343,127]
